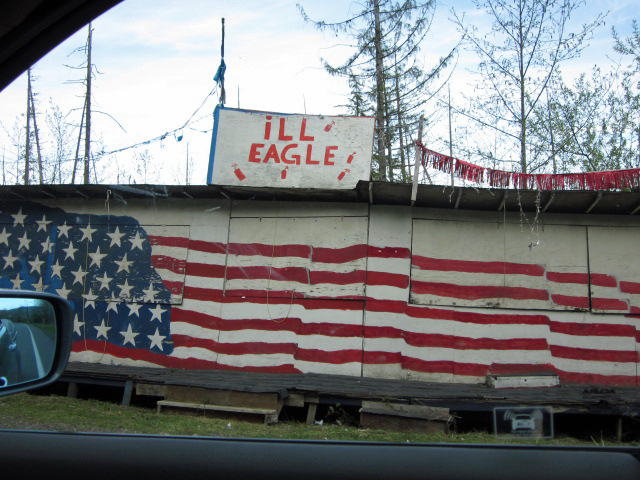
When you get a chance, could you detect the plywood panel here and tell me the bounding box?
[411,220,589,310]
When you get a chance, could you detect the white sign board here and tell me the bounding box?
[207,107,375,189]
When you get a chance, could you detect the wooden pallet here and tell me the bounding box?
[157,400,279,424]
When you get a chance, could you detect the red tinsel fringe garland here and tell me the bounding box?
[417,143,640,191]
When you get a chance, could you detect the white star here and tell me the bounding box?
[120,324,139,347]
[142,285,158,303]
[94,319,111,340]
[106,295,120,313]
[88,246,107,268]
[50,259,64,279]
[62,241,78,261]
[11,208,26,226]
[32,276,44,292]
[149,304,165,322]
[79,224,97,242]
[147,328,166,351]
[82,292,97,309]
[36,214,51,233]
[96,271,112,291]
[3,250,19,269]
[56,283,71,298]
[10,274,24,289]
[115,253,133,273]
[17,232,30,250]
[57,222,72,239]
[73,314,85,335]
[28,255,45,274]
[118,279,133,299]
[71,268,87,286]
[127,303,143,317]
[41,237,52,253]
[129,231,145,251]
[0,227,11,246]
[107,226,126,247]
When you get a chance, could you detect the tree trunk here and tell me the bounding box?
[24,68,31,185]
[29,82,43,184]
[373,0,387,181]
[84,24,92,185]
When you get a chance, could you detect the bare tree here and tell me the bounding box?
[452,0,604,173]
[299,0,455,181]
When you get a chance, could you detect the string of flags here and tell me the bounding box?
[417,143,640,191]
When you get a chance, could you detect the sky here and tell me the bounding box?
[0,0,637,186]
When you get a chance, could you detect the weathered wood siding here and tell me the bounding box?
[0,197,637,386]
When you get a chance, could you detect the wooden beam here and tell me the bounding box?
[497,191,508,211]
[585,191,603,214]
[542,193,555,213]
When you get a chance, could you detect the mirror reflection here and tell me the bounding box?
[0,298,56,388]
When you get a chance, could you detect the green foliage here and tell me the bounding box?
[300,0,455,182]
[452,0,605,173]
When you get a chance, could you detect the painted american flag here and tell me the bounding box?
[0,203,176,363]
[0,201,637,386]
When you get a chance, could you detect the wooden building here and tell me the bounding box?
[0,182,638,387]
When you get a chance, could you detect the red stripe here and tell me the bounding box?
[366,300,550,325]
[189,239,227,255]
[411,281,549,301]
[226,266,367,286]
[223,288,364,301]
[161,280,184,295]
[366,271,409,288]
[183,286,225,300]
[412,256,544,276]
[551,294,589,309]
[363,352,489,377]
[550,345,637,363]
[367,246,411,259]
[71,340,302,373]
[546,272,588,284]
[172,308,363,337]
[312,244,367,263]
[172,335,362,364]
[591,298,629,311]
[147,235,189,248]
[228,243,310,258]
[550,321,636,337]
[620,281,640,294]
[365,326,547,350]
[218,295,364,311]
[151,255,186,274]
[591,274,618,288]
[310,270,366,285]
[186,262,225,278]
[227,265,309,283]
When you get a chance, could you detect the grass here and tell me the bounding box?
[1,392,637,447]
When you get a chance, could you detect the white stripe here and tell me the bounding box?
[69,351,161,367]
[217,330,361,351]
[363,338,554,365]
[219,301,364,325]
[549,332,636,351]
[551,357,637,376]
[411,269,588,298]
[184,274,225,290]
[365,284,409,301]
[368,257,410,276]
[225,279,364,297]
[365,311,550,339]
[150,244,188,260]
[186,250,226,266]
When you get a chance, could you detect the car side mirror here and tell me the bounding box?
[0,291,73,396]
